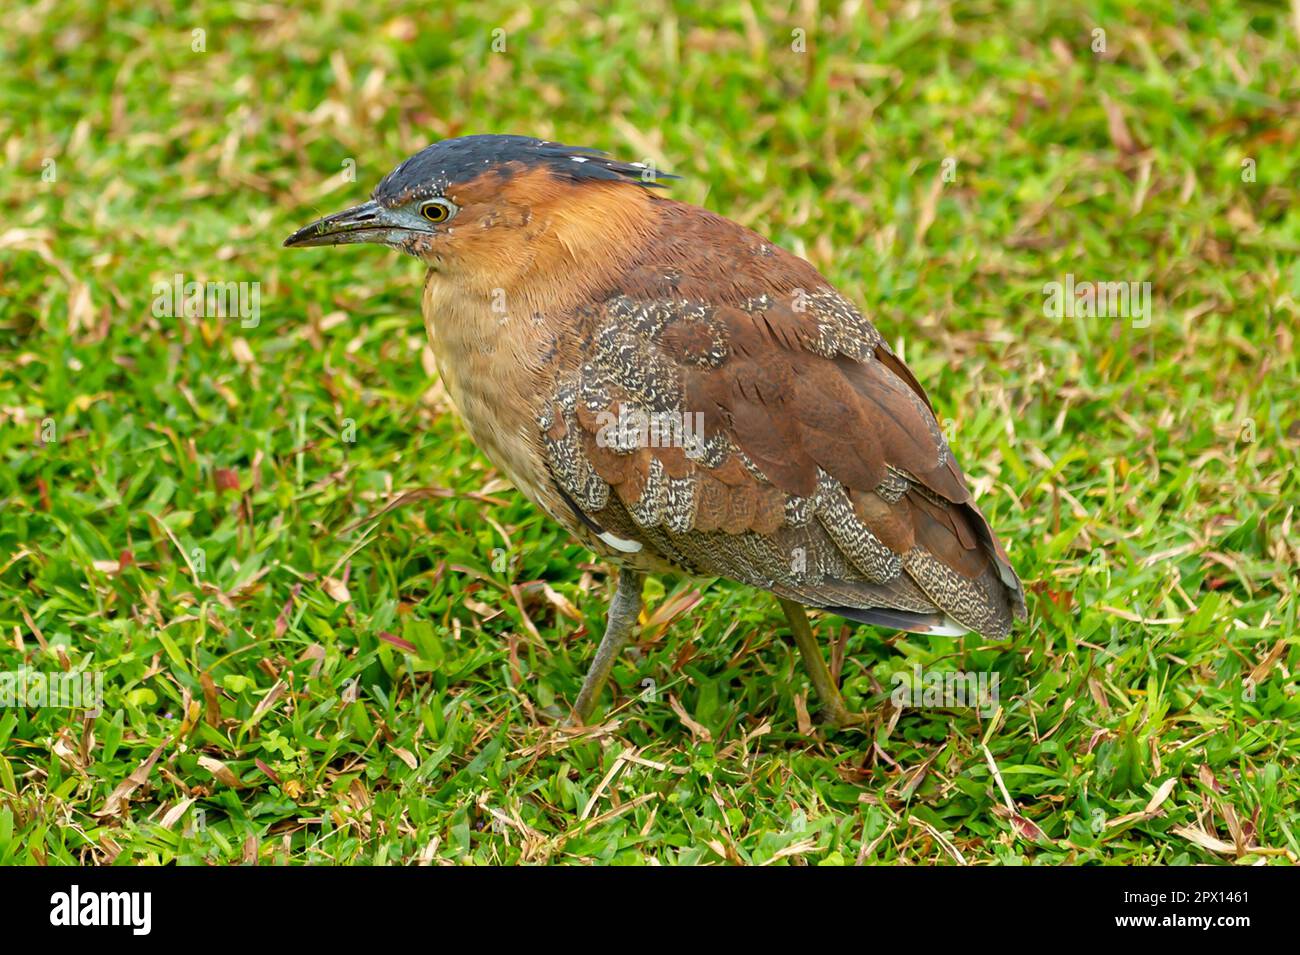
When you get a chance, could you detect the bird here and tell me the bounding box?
[285,134,1026,728]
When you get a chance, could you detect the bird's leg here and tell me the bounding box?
[569,568,645,725]
[778,598,862,729]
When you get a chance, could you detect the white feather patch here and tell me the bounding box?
[598,530,642,553]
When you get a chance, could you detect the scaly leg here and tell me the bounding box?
[778,597,862,729]
[569,568,644,725]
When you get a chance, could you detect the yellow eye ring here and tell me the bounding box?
[420,199,453,223]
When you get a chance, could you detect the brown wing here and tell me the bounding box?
[538,201,1026,637]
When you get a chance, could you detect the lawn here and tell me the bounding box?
[1,0,1297,865]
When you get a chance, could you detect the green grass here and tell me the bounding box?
[2,0,1298,865]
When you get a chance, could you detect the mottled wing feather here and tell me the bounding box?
[539,202,1025,637]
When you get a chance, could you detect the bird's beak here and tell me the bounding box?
[283,200,413,249]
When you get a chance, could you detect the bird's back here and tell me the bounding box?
[530,197,1026,637]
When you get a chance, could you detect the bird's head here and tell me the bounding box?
[284,134,676,292]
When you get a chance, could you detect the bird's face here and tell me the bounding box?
[284,134,674,284]
[281,193,454,258]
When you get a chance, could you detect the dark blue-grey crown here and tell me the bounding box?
[373,134,678,206]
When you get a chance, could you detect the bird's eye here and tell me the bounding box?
[419,199,455,223]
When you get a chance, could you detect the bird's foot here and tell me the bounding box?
[818,704,873,732]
